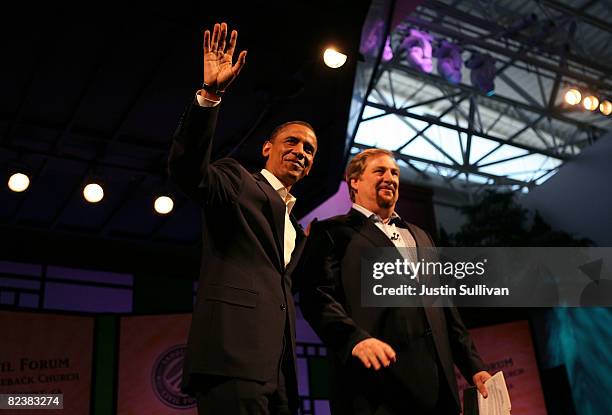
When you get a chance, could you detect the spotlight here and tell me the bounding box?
[361,19,384,58]
[8,172,30,192]
[465,52,496,96]
[400,29,434,73]
[600,100,612,116]
[323,48,347,68]
[434,40,462,84]
[382,36,393,62]
[154,195,174,215]
[583,95,599,111]
[564,88,582,105]
[83,183,104,203]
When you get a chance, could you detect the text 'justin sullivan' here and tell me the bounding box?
[372,284,510,296]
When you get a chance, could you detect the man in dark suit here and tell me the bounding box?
[168,23,317,415]
[297,149,490,415]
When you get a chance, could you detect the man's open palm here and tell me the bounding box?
[203,22,247,94]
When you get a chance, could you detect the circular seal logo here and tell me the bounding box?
[151,344,196,409]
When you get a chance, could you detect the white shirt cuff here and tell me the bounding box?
[196,90,221,107]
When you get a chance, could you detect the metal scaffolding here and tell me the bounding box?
[351,0,611,193]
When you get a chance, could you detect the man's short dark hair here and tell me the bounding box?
[268,121,316,142]
[345,148,397,202]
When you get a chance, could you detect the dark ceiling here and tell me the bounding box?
[1,1,372,273]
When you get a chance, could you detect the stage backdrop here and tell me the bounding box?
[0,310,94,415]
[117,313,196,414]
[456,320,547,415]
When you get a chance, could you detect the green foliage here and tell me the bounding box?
[443,190,592,247]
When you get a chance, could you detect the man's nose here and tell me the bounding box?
[293,146,305,159]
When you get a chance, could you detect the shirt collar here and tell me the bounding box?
[260,169,296,214]
[352,203,400,224]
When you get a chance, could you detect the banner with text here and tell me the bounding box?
[0,311,93,415]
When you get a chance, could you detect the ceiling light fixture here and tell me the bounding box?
[154,195,174,215]
[83,183,104,203]
[599,100,612,116]
[8,172,30,192]
[323,48,347,68]
[564,88,582,105]
[583,95,599,111]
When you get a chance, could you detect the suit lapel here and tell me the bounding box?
[349,209,436,315]
[253,172,285,272]
[347,208,395,249]
[285,216,306,276]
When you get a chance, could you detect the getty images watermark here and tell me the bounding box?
[360,247,612,307]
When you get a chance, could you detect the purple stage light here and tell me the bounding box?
[434,40,462,84]
[361,20,385,57]
[382,36,393,62]
[465,52,496,96]
[400,29,434,73]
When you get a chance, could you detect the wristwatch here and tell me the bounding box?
[202,82,224,97]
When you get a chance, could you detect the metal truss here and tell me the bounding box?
[351,0,611,194]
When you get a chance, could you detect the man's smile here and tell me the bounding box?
[285,158,304,169]
[377,184,396,195]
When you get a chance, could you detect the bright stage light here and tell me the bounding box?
[600,100,612,116]
[83,183,104,203]
[583,95,599,111]
[323,48,347,68]
[401,29,434,73]
[382,36,393,62]
[564,88,582,105]
[154,196,174,215]
[8,172,30,192]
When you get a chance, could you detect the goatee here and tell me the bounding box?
[376,195,394,208]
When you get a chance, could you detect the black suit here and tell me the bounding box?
[168,102,304,412]
[296,209,486,415]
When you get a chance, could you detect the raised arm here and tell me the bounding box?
[168,23,247,204]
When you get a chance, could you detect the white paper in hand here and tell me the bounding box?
[478,371,511,415]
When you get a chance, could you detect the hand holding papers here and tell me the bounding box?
[463,371,511,415]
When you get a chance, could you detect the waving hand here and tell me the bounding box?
[202,22,247,100]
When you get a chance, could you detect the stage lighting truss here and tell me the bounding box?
[349,2,611,195]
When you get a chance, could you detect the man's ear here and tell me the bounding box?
[350,178,359,194]
[262,140,272,158]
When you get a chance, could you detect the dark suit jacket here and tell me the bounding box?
[168,102,305,399]
[296,209,486,414]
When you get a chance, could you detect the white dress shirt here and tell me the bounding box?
[260,169,297,268]
[351,203,416,249]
